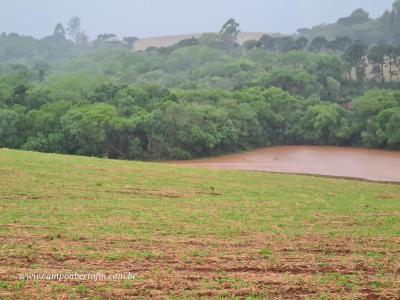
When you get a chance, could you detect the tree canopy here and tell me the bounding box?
[0,12,400,160]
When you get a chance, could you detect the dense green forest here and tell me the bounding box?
[1,2,400,160]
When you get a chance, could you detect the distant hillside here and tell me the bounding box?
[134,32,266,51]
[296,7,399,45]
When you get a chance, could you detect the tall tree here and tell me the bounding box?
[219,18,240,42]
[67,16,81,44]
[391,0,400,40]
[392,0,400,18]
[344,41,368,82]
[53,23,66,38]
[368,45,387,87]
[384,46,399,81]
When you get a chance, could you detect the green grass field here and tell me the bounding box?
[0,149,399,299]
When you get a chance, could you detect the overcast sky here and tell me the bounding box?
[0,0,394,39]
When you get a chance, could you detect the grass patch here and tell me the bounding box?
[105,250,157,261]
[1,149,400,298]
[260,248,274,260]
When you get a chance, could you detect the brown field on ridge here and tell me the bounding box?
[134,32,266,51]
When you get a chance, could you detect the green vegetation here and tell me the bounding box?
[0,149,399,298]
[1,3,400,298]
[1,5,400,160]
[297,0,400,45]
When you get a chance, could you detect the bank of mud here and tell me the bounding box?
[173,146,400,183]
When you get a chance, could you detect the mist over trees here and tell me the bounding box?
[298,0,400,45]
[1,3,400,160]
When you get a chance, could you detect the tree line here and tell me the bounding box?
[0,5,400,160]
[1,79,399,159]
[297,0,400,45]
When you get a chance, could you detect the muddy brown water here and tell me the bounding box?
[171,146,400,183]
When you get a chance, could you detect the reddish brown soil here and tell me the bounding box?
[1,234,399,299]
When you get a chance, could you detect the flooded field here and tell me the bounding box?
[173,146,400,182]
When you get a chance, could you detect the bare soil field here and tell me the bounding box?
[2,234,400,299]
[134,32,266,51]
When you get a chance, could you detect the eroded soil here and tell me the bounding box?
[1,233,399,299]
